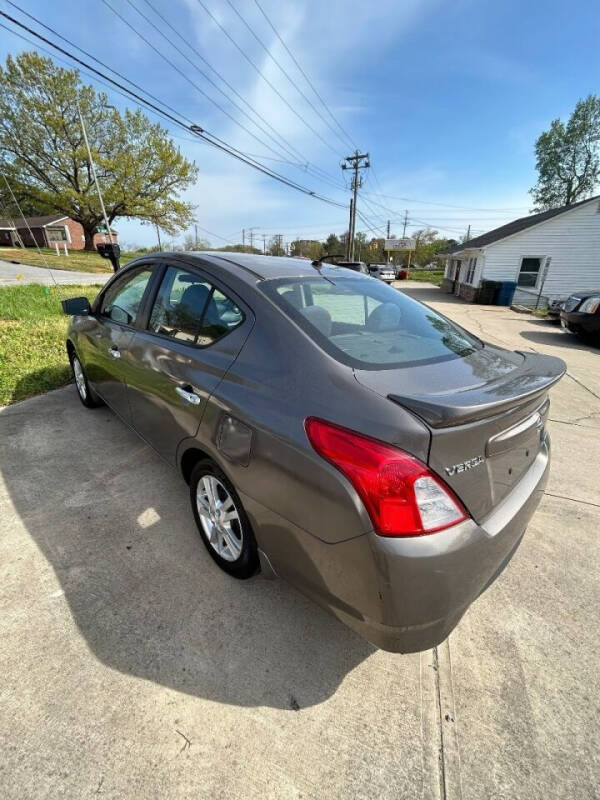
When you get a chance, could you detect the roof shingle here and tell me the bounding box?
[0,214,67,228]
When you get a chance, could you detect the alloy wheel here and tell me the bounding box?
[196,475,243,562]
[73,357,87,401]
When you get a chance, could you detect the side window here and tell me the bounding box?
[149,266,244,345]
[518,257,541,287]
[100,267,153,325]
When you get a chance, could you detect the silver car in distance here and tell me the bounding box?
[62,253,565,653]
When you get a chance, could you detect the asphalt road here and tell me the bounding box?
[0,258,110,286]
[0,284,598,799]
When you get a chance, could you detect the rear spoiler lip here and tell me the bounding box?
[387,352,566,428]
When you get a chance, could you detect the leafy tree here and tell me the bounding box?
[182,234,210,251]
[530,95,600,211]
[324,233,342,255]
[0,52,198,249]
[268,236,285,256]
[411,228,452,265]
[215,244,261,254]
[290,239,323,259]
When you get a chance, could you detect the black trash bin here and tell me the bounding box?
[479,279,500,305]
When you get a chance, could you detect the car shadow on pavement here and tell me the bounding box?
[519,328,599,352]
[1,376,375,711]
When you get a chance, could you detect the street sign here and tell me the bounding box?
[385,238,415,251]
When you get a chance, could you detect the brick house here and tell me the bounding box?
[0,214,118,250]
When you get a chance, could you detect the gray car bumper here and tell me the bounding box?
[241,442,550,654]
[346,444,550,652]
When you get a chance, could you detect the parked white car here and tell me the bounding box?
[367,263,396,283]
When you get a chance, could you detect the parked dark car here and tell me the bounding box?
[335,260,369,274]
[62,253,565,652]
[560,290,600,340]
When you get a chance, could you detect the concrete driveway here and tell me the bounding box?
[0,258,111,286]
[1,285,598,799]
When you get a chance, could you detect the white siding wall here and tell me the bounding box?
[481,198,600,299]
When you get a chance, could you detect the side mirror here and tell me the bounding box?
[61,296,91,316]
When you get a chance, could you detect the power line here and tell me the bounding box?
[4,0,196,126]
[6,0,343,196]
[103,0,300,170]
[252,0,356,152]
[132,0,345,190]
[355,208,386,235]
[361,189,529,212]
[0,10,347,209]
[223,0,351,152]
[193,224,237,244]
[193,0,345,159]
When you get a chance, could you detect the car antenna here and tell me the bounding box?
[311,254,344,268]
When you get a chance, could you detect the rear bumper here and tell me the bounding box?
[241,441,550,654]
[353,442,550,652]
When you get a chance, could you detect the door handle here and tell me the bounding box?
[175,385,201,405]
[108,346,121,358]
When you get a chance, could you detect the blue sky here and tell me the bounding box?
[1,0,599,247]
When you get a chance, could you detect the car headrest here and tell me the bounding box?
[280,289,303,309]
[179,283,219,325]
[366,302,402,332]
[299,304,332,337]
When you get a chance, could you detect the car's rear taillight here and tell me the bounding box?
[305,417,468,537]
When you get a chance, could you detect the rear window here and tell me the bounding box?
[260,275,481,369]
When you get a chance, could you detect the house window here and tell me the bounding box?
[518,257,542,287]
[466,257,477,284]
[46,227,67,243]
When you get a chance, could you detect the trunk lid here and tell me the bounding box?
[355,346,565,521]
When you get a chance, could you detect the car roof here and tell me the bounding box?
[172,251,365,283]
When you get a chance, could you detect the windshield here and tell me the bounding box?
[260,275,482,369]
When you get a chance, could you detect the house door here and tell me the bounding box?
[454,260,462,295]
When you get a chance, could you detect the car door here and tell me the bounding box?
[80,264,155,422]
[121,261,254,464]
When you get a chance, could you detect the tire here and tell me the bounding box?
[190,459,258,579]
[69,350,104,408]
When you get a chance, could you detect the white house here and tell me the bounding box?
[441,194,600,305]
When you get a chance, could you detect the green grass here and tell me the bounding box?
[0,246,139,274]
[0,283,102,405]
[406,269,444,286]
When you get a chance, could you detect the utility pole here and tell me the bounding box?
[155,224,162,249]
[262,234,267,255]
[387,220,391,239]
[194,224,198,248]
[402,210,409,238]
[341,150,370,260]
[347,197,353,259]
[466,224,471,241]
[246,227,259,252]
[242,228,245,247]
